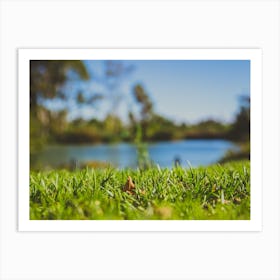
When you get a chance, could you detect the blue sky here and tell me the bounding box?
[46,60,250,124]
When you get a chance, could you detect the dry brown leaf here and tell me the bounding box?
[123,176,135,194]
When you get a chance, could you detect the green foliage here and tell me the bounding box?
[185,120,229,139]
[132,84,154,139]
[30,111,48,152]
[30,60,90,152]
[30,106,68,153]
[133,84,153,120]
[53,115,130,144]
[145,114,185,141]
[228,96,250,141]
[30,161,250,220]
[103,114,123,136]
[30,60,89,111]
[57,127,102,144]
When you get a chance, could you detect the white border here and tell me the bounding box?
[18,49,262,231]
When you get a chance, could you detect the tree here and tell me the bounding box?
[132,84,154,139]
[96,60,134,135]
[229,95,250,141]
[30,60,90,152]
[133,84,153,119]
[30,60,89,112]
[130,84,155,168]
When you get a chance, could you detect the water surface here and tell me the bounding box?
[31,140,237,169]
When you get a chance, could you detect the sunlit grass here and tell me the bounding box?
[30,161,250,220]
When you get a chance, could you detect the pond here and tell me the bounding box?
[31,139,237,169]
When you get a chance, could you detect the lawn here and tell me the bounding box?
[30,160,250,220]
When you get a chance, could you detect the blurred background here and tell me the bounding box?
[30,59,250,170]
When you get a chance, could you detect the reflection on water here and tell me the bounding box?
[31,140,237,169]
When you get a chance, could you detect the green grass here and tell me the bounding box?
[30,160,250,220]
